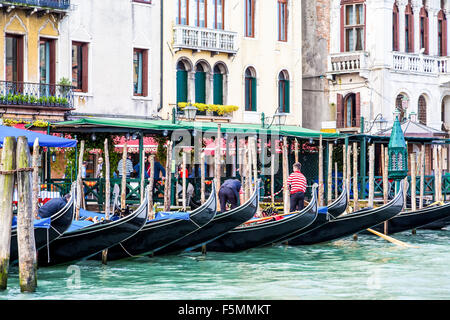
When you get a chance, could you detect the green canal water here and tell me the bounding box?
[1,229,450,300]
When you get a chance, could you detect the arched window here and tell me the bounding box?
[176,61,189,103]
[344,93,357,127]
[195,64,206,103]
[395,93,408,122]
[420,6,429,54]
[405,1,414,52]
[245,67,256,111]
[213,64,227,105]
[393,3,399,51]
[278,70,290,113]
[438,9,447,56]
[418,95,427,125]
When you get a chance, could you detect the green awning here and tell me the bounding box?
[51,117,342,140]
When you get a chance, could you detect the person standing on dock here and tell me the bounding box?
[287,162,307,212]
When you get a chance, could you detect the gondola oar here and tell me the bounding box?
[366,228,418,248]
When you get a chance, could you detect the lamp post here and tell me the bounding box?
[388,114,408,193]
[261,110,288,129]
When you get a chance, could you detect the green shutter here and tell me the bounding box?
[285,80,290,113]
[251,77,257,111]
[195,71,206,103]
[176,70,188,103]
[245,78,250,111]
[213,73,223,105]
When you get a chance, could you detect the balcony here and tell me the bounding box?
[0,81,74,110]
[173,25,238,55]
[391,52,450,76]
[328,51,370,78]
[0,0,70,12]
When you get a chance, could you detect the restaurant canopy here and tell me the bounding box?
[0,125,77,148]
[50,117,342,140]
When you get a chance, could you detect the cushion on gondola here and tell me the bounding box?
[150,211,190,222]
[318,207,328,214]
[11,216,51,229]
[65,220,94,232]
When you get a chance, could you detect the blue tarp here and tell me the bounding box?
[0,125,76,148]
[65,220,94,233]
[150,211,190,222]
[318,207,328,214]
[11,216,51,229]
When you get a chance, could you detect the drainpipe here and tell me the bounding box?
[157,0,164,113]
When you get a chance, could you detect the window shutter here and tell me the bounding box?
[285,80,290,113]
[444,18,448,56]
[340,5,345,52]
[425,14,429,54]
[195,71,206,103]
[409,13,415,52]
[142,50,148,97]
[176,70,188,103]
[81,44,89,93]
[245,78,250,111]
[213,73,223,105]
[355,92,361,128]
[251,77,257,111]
[336,94,343,128]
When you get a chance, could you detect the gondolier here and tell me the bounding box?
[218,179,242,211]
[287,162,307,212]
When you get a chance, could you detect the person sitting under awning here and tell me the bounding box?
[38,193,71,218]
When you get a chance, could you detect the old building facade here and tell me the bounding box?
[0,0,72,123]
[162,0,303,126]
[326,0,450,135]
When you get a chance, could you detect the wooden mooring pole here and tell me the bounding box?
[0,136,16,290]
[411,153,416,212]
[102,138,110,265]
[353,142,359,212]
[75,140,85,221]
[318,135,324,207]
[419,145,425,209]
[215,124,222,211]
[200,152,206,204]
[147,155,155,220]
[164,141,173,212]
[121,141,128,210]
[327,143,333,205]
[16,136,37,292]
[32,138,40,219]
[283,137,290,214]
[368,144,374,208]
[383,145,389,234]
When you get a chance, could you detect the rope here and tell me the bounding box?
[0,167,34,175]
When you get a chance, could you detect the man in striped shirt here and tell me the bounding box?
[287,162,307,212]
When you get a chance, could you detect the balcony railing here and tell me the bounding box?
[328,51,369,74]
[173,25,238,54]
[0,0,70,10]
[391,52,450,75]
[0,81,74,109]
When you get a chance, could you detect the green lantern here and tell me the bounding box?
[388,114,408,180]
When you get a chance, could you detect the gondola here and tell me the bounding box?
[420,216,450,230]
[10,184,75,264]
[37,186,149,266]
[205,185,318,253]
[155,180,260,255]
[367,200,450,235]
[91,183,217,261]
[277,186,348,245]
[286,181,404,246]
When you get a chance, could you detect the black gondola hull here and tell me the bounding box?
[368,202,450,234]
[38,197,148,266]
[288,183,404,245]
[276,187,348,244]
[156,182,260,255]
[94,185,217,260]
[205,187,318,252]
[10,196,75,264]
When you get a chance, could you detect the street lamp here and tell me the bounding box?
[262,109,288,129]
[184,105,198,121]
[364,113,388,133]
[388,114,408,188]
[273,112,288,127]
